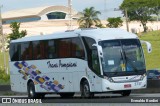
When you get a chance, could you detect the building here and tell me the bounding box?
[2,5,80,24]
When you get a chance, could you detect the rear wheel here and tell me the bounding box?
[81,80,94,98]
[59,93,74,98]
[121,90,131,96]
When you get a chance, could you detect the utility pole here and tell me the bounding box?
[0,5,7,73]
[125,8,129,32]
[68,0,72,30]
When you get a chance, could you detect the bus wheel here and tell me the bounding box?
[28,81,37,98]
[81,80,94,98]
[121,90,131,96]
[59,93,74,98]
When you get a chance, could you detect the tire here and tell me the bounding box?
[27,81,37,98]
[81,80,94,98]
[59,93,75,98]
[121,90,131,96]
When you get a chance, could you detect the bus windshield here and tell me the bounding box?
[99,39,145,74]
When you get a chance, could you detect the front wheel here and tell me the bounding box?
[81,80,94,98]
[121,90,131,96]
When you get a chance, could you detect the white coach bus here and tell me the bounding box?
[9,28,151,98]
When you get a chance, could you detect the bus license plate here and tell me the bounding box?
[124,84,131,88]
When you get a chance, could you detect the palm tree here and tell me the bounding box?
[78,7,101,28]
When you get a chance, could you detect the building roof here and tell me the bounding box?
[11,28,138,43]
[2,5,78,20]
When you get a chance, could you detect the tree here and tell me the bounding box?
[78,7,101,28]
[107,17,123,28]
[120,0,160,32]
[9,22,27,40]
[8,22,27,46]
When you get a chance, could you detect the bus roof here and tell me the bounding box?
[11,28,138,43]
[79,28,138,41]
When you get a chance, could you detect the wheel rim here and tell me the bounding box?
[84,84,89,96]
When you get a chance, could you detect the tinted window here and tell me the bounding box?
[21,42,32,60]
[47,12,66,19]
[82,37,101,75]
[40,41,47,59]
[58,39,72,58]
[82,37,96,67]
[33,41,40,59]
[47,40,58,59]
[10,43,21,61]
[10,37,85,61]
[71,38,85,59]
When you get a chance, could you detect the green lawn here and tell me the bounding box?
[139,30,160,70]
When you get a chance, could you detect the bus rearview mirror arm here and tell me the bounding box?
[140,40,152,53]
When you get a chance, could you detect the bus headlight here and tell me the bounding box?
[140,73,146,80]
[104,76,114,82]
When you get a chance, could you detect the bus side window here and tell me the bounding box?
[47,40,58,59]
[10,43,21,61]
[40,41,46,59]
[21,42,32,60]
[58,39,72,58]
[33,41,41,59]
[71,38,85,59]
[82,37,101,75]
[91,47,101,75]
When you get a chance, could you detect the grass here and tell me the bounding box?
[0,52,9,70]
[0,52,10,85]
[139,30,160,70]
[0,79,10,85]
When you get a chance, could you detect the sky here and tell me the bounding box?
[0,0,124,19]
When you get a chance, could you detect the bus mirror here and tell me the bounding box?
[97,45,103,57]
[92,44,103,57]
[140,40,152,53]
[91,44,97,50]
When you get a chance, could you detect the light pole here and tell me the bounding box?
[114,8,129,32]
[125,8,129,32]
[68,0,72,30]
[0,5,7,73]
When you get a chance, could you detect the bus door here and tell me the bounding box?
[91,46,102,91]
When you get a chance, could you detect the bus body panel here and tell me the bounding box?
[102,76,147,91]
[10,59,92,93]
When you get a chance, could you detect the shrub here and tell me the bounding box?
[0,68,10,82]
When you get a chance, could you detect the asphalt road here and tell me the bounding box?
[0,93,160,103]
